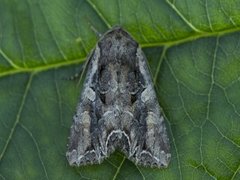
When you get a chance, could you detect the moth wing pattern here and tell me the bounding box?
[66,27,171,168]
[66,47,106,165]
[128,48,171,167]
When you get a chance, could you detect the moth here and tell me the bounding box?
[66,27,171,168]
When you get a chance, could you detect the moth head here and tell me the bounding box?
[98,27,138,65]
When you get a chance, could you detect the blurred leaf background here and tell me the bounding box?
[0,0,240,179]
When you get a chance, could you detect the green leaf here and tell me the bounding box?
[0,0,240,179]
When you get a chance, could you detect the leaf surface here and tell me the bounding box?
[0,0,240,179]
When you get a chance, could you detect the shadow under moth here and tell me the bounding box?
[66,27,171,168]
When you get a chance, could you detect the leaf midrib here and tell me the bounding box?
[0,27,239,79]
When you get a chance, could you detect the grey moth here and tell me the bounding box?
[66,27,171,168]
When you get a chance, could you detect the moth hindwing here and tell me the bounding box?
[66,27,171,168]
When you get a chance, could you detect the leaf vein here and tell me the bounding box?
[85,0,111,29]
[0,73,33,162]
[38,2,68,61]
[165,0,204,33]
[20,123,49,180]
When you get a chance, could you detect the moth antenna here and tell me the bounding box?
[90,25,102,38]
